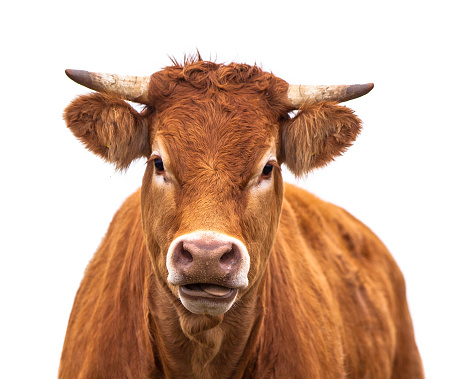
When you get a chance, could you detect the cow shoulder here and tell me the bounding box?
[273,183,405,377]
[59,189,156,378]
[282,182,398,271]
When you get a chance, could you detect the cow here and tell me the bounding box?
[59,57,424,378]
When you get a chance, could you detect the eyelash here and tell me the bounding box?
[154,158,164,173]
[260,160,280,182]
[148,155,277,182]
[147,154,165,175]
[262,164,273,178]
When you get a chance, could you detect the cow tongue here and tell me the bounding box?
[198,283,231,297]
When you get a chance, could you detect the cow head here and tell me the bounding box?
[64,58,370,318]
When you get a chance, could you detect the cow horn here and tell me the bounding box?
[287,83,374,108]
[65,69,151,104]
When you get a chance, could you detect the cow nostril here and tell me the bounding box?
[174,243,193,267]
[220,248,237,267]
[181,248,193,264]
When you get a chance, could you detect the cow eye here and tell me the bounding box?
[262,164,273,178]
[154,158,164,173]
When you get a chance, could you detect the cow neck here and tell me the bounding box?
[147,274,267,379]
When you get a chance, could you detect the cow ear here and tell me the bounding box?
[64,92,151,170]
[280,102,362,176]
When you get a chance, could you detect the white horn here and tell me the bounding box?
[287,83,374,108]
[65,69,151,104]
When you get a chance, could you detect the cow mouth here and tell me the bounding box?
[178,283,239,315]
[180,283,237,300]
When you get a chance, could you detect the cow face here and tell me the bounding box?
[140,80,287,315]
[64,60,362,317]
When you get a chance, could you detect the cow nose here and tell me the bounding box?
[167,231,250,289]
[173,239,241,279]
[178,239,239,270]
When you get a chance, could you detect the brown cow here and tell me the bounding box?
[59,57,424,378]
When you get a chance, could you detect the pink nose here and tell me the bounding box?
[173,239,240,277]
[167,232,250,289]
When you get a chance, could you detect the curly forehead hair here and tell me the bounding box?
[147,56,292,118]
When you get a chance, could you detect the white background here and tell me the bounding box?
[1,0,454,377]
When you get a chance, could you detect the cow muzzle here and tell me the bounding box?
[166,231,250,315]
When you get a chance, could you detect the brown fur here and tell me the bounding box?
[282,102,362,176]
[59,59,423,378]
[64,92,151,170]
